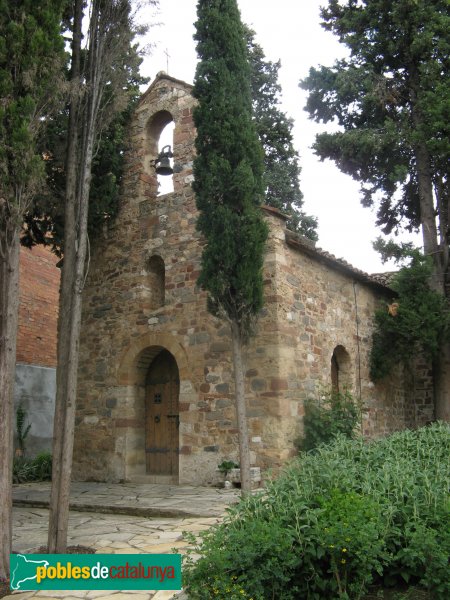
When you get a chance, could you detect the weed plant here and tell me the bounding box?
[15,403,31,456]
[13,451,52,483]
[296,389,361,451]
[183,423,450,599]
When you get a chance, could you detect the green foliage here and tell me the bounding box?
[32,451,53,480]
[23,96,145,254]
[21,10,149,254]
[183,518,299,600]
[13,451,52,483]
[372,238,416,266]
[183,423,450,599]
[0,0,66,237]
[245,27,318,240]
[218,460,239,477]
[317,489,387,598]
[301,0,449,237]
[13,457,36,484]
[15,404,31,456]
[370,253,450,380]
[297,389,361,452]
[193,0,268,338]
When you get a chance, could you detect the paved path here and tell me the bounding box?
[12,482,238,518]
[4,482,240,600]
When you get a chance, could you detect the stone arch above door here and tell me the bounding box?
[117,332,189,387]
[117,335,188,483]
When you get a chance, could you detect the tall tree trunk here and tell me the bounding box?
[414,140,442,283]
[434,347,450,421]
[47,120,79,552]
[0,228,20,578]
[412,104,450,422]
[48,0,84,553]
[230,320,251,495]
[47,188,90,552]
[48,151,93,552]
[48,0,103,550]
[410,72,442,288]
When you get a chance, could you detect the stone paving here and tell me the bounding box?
[4,482,241,600]
[12,482,238,518]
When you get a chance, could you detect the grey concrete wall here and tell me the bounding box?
[14,363,55,457]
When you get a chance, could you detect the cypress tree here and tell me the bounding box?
[302,0,449,419]
[193,0,268,493]
[245,26,318,240]
[0,0,66,578]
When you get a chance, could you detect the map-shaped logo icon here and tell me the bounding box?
[10,554,49,590]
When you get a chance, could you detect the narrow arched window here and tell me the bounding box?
[331,345,352,392]
[146,255,165,310]
[331,351,339,392]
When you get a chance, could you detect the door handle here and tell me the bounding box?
[154,415,160,423]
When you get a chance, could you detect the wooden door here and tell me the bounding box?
[145,350,179,476]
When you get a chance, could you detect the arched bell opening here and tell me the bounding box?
[157,122,175,195]
[145,110,174,196]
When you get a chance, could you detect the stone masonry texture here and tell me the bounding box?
[73,73,433,485]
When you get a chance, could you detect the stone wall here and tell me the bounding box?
[241,210,432,468]
[73,73,433,485]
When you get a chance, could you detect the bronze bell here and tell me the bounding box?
[155,145,174,176]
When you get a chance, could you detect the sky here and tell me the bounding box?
[139,0,421,274]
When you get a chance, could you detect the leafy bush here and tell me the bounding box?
[13,451,52,483]
[183,423,450,599]
[33,451,52,480]
[218,460,239,478]
[297,389,361,451]
[13,457,37,483]
[370,253,450,380]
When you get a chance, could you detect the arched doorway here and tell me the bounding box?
[145,349,179,476]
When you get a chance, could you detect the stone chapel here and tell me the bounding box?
[72,73,433,485]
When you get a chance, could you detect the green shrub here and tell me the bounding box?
[33,451,52,480]
[218,460,239,478]
[297,389,361,452]
[184,518,299,599]
[13,451,52,483]
[183,423,450,600]
[13,456,37,483]
[317,489,387,598]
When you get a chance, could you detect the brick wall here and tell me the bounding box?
[17,245,60,368]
